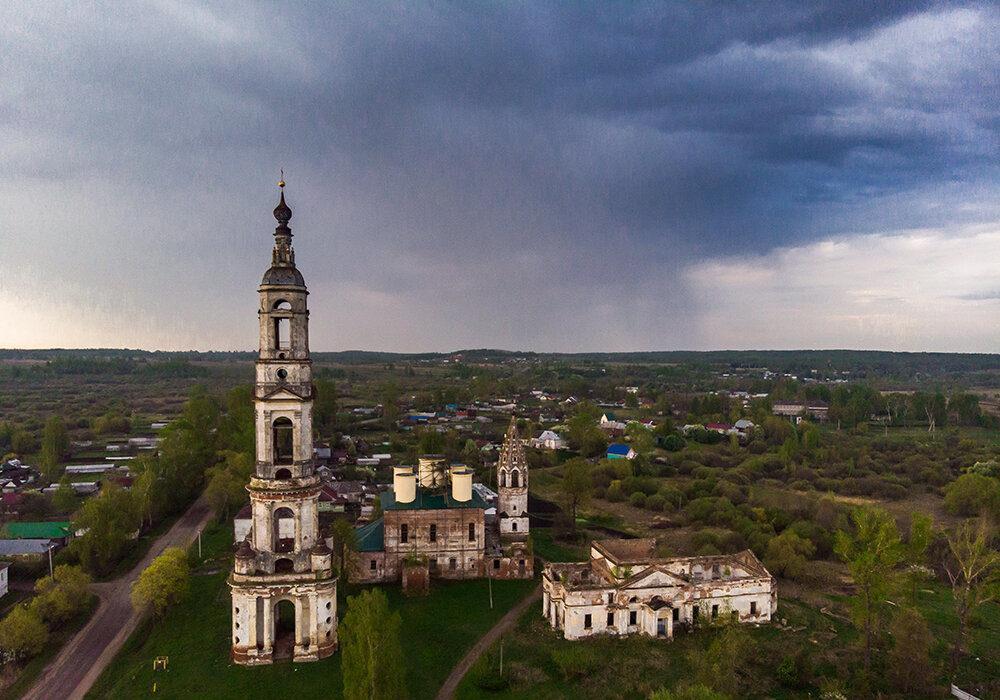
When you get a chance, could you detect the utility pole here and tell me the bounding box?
[198,530,202,559]
[498,639,503,678]
[488,570,493,609]
[47,543,54,577]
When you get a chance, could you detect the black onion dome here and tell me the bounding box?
[261,265,305,286]
[273,191,292,224]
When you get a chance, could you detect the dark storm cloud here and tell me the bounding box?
[0,1,997,351]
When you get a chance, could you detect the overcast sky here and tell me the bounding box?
[1,1,997,353]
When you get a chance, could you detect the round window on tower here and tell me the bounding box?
[278,352,286,359]
[277,368,288,380]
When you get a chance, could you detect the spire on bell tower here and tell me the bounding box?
[270,172,296,268]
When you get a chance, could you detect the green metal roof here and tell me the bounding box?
[2,522,72,540]
[379,489,489,511]
[355,518,385,552]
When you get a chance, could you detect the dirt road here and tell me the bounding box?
[23,495,215,700]
[435,582,541,700]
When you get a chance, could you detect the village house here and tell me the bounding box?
[531,430,568,450]
[772,401,829,423]
[606,443,637,460]
[542,539,776,641]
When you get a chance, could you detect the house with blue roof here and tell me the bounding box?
[606,443,637,460]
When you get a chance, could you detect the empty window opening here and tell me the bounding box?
[429,524,437,542]
[750,602,757,616]
[273,507,295,553]
[493,559,501,570]
[400,524,408,544]
[499,472,506,487]
[712,563,720,579]
[629,610,637,626]
[731,610,739,623]
[275,468,291,479]
[468,523,475,541]
[274,317,291,350]
[584,614,592,629]
[673,607,680,622]
[449,557,457,570]
[274,558,294,574]
[510,470,520,487]
[607,611,615,627]
[370,559,377,571]
[518,559,525,575]
[511,521,518,532]
[273,299,292,310]
[272,417,293,464]
[692,606,699,623]
[429,558,438,571]
[711,604,719,620]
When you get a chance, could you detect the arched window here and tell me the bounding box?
[274,468,291,480]
[274,558,294,574]
[273,299,292,310]
[510,469,520,488]
[273,418,293,464]
[273,507,295,553]
[499,471,506,488]
[511,521,518,532]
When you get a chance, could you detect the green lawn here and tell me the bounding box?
[456,586,999,700]
[87,522,537,699]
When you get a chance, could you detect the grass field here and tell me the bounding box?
[86,522,537,699]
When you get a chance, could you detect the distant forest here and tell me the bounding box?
[1,348,998,382]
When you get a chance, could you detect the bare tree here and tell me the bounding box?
[942,518,999,677]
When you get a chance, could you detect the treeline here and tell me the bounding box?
[58,385,253,576]
[0,357,209,378]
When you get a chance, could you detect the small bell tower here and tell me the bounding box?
[497,417,529,538]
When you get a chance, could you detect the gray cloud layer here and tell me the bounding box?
[0,1,997,351]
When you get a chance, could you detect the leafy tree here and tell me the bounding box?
[565,412,606,458]
[219,384,254,456]
[0,606,48,662]
[10,429,38,456]
[313,379,338,437]
[560,458,592,534]
[73,484,141,576]
[887,608,933,695]
[51,476,78,514]
[341,589,406,700]
[688,624,757,697]
[31,565,92,624]
[834,508,905,677]
[380,382,400,431]
[39,415,69,481]
[205,451,254,520]
[941,518,999,676]
[131,547,190,617]
[330,518,358,580]
[943,473,1000,518]
[765,530,815,581]
[625,422,654,455]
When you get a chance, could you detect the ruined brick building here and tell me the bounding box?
[351,417,534,589]
[229,183,337,665]
[542,538,775,640]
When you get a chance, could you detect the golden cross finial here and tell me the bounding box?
[278,168,285,189]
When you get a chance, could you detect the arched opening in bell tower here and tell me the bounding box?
[272,417,294,464]
[274,317,291,350]
[273,507,295,553]
[510,469,520,488]
[273,599,297,660]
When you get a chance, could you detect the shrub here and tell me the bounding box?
[645,494,666,511]
[551,645,600,679]
[605,481,625,502]
[0,606,48,662]
[629,492,647,508]
[944,473,1000,517]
